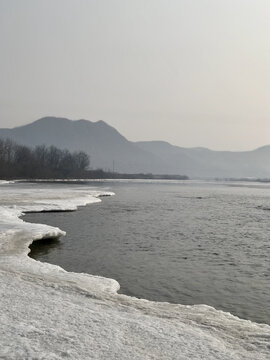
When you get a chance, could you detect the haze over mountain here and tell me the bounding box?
[0,117,270,178]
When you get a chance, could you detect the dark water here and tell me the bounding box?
[26,181,270,325]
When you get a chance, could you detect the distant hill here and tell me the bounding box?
[0,117,169,174]
[0,116,270,178]
[136,141,270,178]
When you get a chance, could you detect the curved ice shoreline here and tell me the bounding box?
[0,185,119,295]
[0,182,269,359]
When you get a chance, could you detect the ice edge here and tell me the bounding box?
[0,183,270,358]
[0,189,120,297]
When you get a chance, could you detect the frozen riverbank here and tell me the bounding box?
[0,182,269,359]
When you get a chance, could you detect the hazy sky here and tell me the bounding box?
[0,0,270,150]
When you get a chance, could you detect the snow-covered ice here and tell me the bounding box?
[0,181,269,359]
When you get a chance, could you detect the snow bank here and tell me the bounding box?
[0,179,15,184]
[0,183,117,294]
[0,182,269,359]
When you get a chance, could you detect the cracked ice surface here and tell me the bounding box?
[0,181,269,359]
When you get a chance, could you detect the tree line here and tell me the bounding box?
[0,138,189,180]
[0,138,90,179]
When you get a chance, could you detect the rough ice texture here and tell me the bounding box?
[0,182,269,359]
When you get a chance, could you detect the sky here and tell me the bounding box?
[0,0,270,151]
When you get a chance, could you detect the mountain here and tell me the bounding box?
[0,117,169,174]
[136,141,270,178]
[0,116,270,178]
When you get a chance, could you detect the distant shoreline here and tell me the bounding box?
[8,175,270,183]
[5,170,189,181]
[80,170,189,180]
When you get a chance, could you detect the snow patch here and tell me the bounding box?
[0,182,269,359]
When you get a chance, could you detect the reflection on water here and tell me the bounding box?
[29,237,62,258]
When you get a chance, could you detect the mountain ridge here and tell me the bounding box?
[0,117,270,178]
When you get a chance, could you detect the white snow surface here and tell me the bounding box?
[0,182,269,360]
[0,179,15,184]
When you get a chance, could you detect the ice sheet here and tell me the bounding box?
[0,182,269,359]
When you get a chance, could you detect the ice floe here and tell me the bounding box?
[0,181,269,359]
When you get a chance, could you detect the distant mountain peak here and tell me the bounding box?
[1,117,270,178]
[96,119,106,125]
[35,116,71,123]
[254,144,270,152]
[33,117,111,128]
